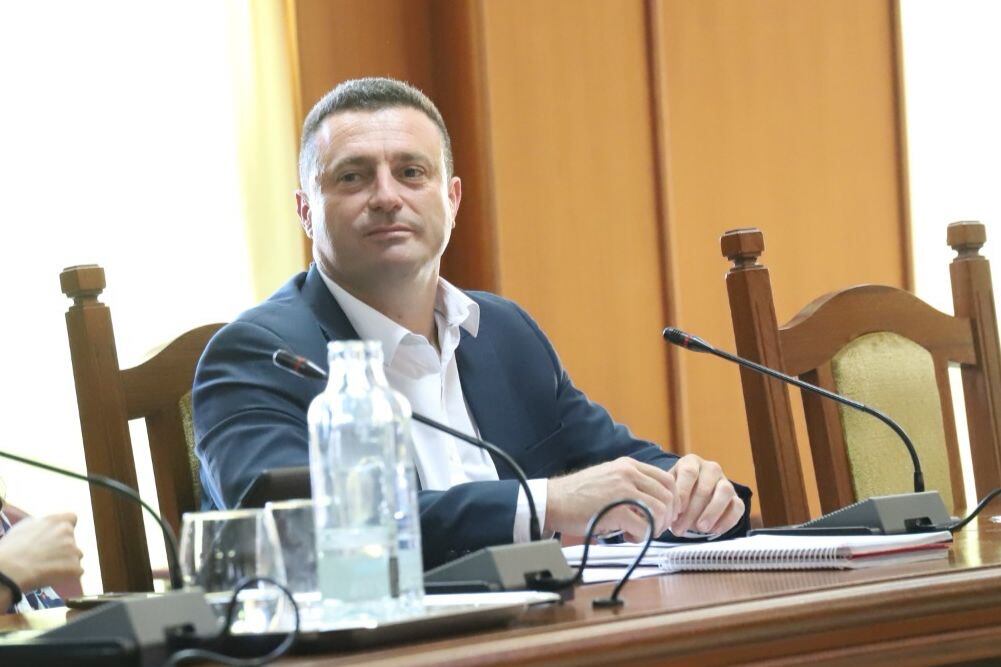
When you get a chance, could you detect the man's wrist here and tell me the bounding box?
[515,479,551,542]
[0,556,33,593]
[0,569,24,606]
[543,477,561,535]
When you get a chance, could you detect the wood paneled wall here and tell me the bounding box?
[290,0,910,519]
[654,0,909,517]
[478,1,674,449]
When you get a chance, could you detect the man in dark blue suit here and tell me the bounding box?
[194,78,750,569]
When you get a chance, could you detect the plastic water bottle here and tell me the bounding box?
[308,340,397,626]
[362,342,425,616]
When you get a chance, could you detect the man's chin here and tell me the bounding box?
[360,254,437,281]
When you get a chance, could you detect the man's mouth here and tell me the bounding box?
[365,224,415,238]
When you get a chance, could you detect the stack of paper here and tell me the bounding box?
[560,542,681,583]
[561,531,953,575]
[562,541,683,568]
[660,530,953,572]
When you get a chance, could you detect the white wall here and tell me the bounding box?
[0,2,256,592]
[900,0,1001,510]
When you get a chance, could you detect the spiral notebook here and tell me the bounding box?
[658,531,952,572]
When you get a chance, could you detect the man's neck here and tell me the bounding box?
[323,263,440,345]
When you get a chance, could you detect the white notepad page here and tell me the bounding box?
[659,531,953,572]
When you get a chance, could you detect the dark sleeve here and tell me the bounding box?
[194,320,523,568]
[514,304,753,540]
[193,320,319,509]
[418,482,520,569]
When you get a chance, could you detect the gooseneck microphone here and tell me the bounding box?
[0,448,183,590]
[272,349,543,542]
[273,349,326,381]
[663,327,925,494]
[1,452,303,665]
[273,348,660,599]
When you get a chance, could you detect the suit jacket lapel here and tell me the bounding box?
[300,264,359,342]
[455,328,538,479]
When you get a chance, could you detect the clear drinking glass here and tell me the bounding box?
[266,499,323,629]
[179,508,288,634]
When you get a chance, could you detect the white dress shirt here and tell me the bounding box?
[318,268,547,543]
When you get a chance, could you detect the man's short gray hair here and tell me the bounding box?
[298,77,454,189]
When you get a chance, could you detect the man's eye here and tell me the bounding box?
[339,172,360,183]
[401,166,425,178]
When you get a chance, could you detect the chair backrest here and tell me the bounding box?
[60,264,224,592]
[721,222,1001,527]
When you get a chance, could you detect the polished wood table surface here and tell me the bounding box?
[6,519,1001,666]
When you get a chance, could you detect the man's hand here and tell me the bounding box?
[0,513,84,592]
[667,454,745,536]
[546,457,680,541]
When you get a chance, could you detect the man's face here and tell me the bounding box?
[296,107,461,290]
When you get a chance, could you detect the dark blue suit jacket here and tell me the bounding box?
[193,266,750,568]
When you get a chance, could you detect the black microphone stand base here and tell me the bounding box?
[424,539,575,595]
[31,590,219,667]
[749,491,951,537]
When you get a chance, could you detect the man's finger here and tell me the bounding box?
[627,472,677,532]
[693,479,737,533]
[633,460,677,495]
[599,505,655,540]
[50,513,78,527]
[709,495,746,535]
[621,505,659,542]
[672,463,719,534]
[626,493,671,536]
[670,455,701,517]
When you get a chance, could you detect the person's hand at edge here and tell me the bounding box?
[0,513,84,594]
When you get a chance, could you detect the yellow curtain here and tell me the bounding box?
[227,0,307,301]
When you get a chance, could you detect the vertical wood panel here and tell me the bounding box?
[294,0,435,104]
[890,0,915,292]
[480,0,673,448]
[430,0,500,292]
[645,0,688,454]
[657,0,909,514]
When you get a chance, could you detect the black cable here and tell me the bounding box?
[409,413,541,541]
[534,499,655,608]
[0,449,183,590]
[943,487,1001,533]
[586,500,655,608]
[663,328,927,494]
[164,576,300,667]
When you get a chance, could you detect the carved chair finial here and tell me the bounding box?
[60,264,106,305]
[721,228,764,269]
[947,221,986,258]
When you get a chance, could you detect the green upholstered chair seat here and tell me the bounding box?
[179,391,201,508]
[830,331,954,514]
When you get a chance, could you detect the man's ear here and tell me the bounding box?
[295,190,313,238]
[447,176,462,228]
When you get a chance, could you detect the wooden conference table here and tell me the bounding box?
[7,518,1001,666]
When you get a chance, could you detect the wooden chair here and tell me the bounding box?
[60,264,224,592]
[721,222,1001,527]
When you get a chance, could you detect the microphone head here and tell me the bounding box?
[273,349,328,379]
[662,327,714,353]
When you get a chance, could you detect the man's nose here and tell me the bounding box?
[368,167,403,212]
